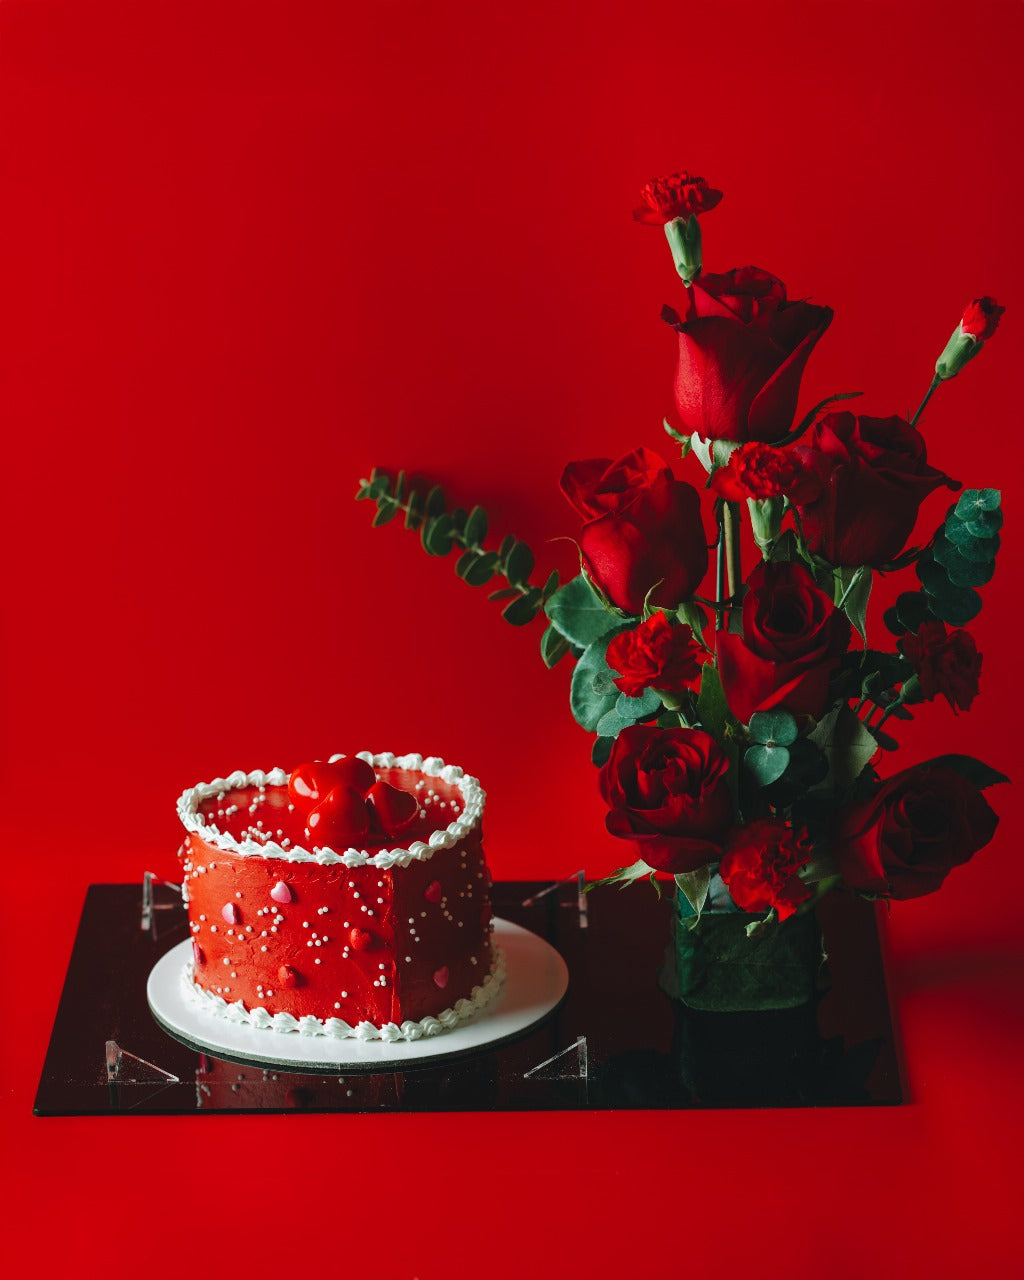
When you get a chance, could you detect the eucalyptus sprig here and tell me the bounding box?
[355,468,560,629]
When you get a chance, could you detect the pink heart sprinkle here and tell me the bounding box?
[432,966,449,990]
[270,880,293,904]
[192,941,204,966]
[221,902,240,925]
[424,880,442,904]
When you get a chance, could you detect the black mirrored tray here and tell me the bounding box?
[35,877,902,1114]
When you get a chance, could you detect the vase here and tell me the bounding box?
[663,888,826,1013]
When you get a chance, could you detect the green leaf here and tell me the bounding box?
[945,553,995,588]
[615,688,662,721]
[423,513,456,556]
[540,569,560,603]
[502,588,542,626]
[463,504,488,546]
[965,509,1003,538]
[744,743,791,786]
[895,591,934,633]
[747,710,798,747]
[367,467,391,500]
[919,755,1009,789]
[540,623,572,669]
[676,600,710,646]
[956,531,1000,563]
[505,541,536,587]
[404,489,424,530]
[956,488,1001,519]
[596,708,633,739]
[488,586,520,602]
[464,551,499,586]
[591,736,614,768]
[836,565,872,643]
[586,859,654,892]
[807,705,879,795]
[570,637,622,731]
[424,484,446,518]
[929,585,982,627]
[393,469,406,503]
[663,417,690,451]
[674,866,711,922]
[372,496,400,527]
[545,573,622,648]
[454,550,477,579]
[450,506,468,535]
[696,663,729,743]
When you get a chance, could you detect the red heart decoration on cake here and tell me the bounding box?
[367,780,419,836]
[432,966,449,989]
[192,941,205,966]
[424,879,442,903]
[349,927,375,951]
[306,785,371,847]
[278,965,300,988]
[328,756,377,797]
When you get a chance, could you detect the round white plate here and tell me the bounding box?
[147,918,568,1070]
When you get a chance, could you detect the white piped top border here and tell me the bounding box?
[176,751,485,871]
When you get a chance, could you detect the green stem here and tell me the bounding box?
[723,500,742,600]
[714,500,727,629]
[910,374,941,429]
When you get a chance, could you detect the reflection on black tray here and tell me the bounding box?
[34,880,902,1114]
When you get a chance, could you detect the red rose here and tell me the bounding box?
[709,442,809,503]
[717,560,851,725]
[560,447,709,615]
[834,764,998,899]
[606,613,705,698]
[898,620,981,712]
[960,296,1004,341]
[793,412,958,567]
[599,724,732,873]
[662,267,832,444]
[633,171,723,226]
[719,820,813,921]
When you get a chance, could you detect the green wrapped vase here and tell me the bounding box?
[664,891,826,1013]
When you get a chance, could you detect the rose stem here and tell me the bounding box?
[910,374,941,428]
[715,499,727,628]
[723,500,742,599]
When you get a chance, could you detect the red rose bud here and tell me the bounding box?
[605,613,705,698]
[560,448,708,615]
[598,724,733,873]
[633,171,723,226]
[663,268,832,443]
[717,560,851,725]
[898,620,981,712]
[834,764,998,899]
[718,819,813,922]
[935,296,1005,380]
[792,412,958,567]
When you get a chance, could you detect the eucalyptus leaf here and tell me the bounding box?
[372,496,400,527]
[502,588,542,626]
[945,554,995,588]
[965,510,1003,538]
[545,573,622,648]
[540,623,572,669]
[464,505,488,547]
[591,736,614,768]
[616,688,663,721]
[570,637,622,731]
[424,484,446,517]
[744,743,791,786]
[748,709,799,747]
[505,541,535,586]
[928,585,982,627]
[463,550,499,586]
[895,591,934,632]
[956,488,1001,518]
[596,708,633,739]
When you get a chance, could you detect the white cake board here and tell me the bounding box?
[147,918,568,1070]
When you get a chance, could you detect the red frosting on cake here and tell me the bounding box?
[178,758,495,1032]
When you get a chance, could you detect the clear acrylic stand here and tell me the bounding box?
[520,870,588,929]
[140,870,186,939]
[105,1039,180,1111]
[523,1035,589,1104]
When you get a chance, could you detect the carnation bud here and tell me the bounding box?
[935,296,1005,381]
[664,214,703,286]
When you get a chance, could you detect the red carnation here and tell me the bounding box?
[633,171,723,226]
[606,613,706,698]
[960,297,1004,341]
[663,267,832,444]
[898,620,982,712]
[560,448,709,615]
[709,442,810,503]
[719,819,813,921]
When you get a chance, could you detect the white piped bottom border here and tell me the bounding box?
[147,918,570,1069]
[180,948,506,1042]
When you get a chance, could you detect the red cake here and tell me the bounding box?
[176,752,501,1041]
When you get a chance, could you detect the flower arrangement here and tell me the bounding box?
[356,170,1007,1008]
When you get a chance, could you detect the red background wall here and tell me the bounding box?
[2,2,1021,1275]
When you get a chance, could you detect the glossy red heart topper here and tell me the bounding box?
[287,756,377,810]
[290,757,422,847]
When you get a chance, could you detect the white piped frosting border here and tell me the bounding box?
[176,751,485,870]
[179,947,505,1041]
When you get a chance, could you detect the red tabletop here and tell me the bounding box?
[2,2,1021,1274]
